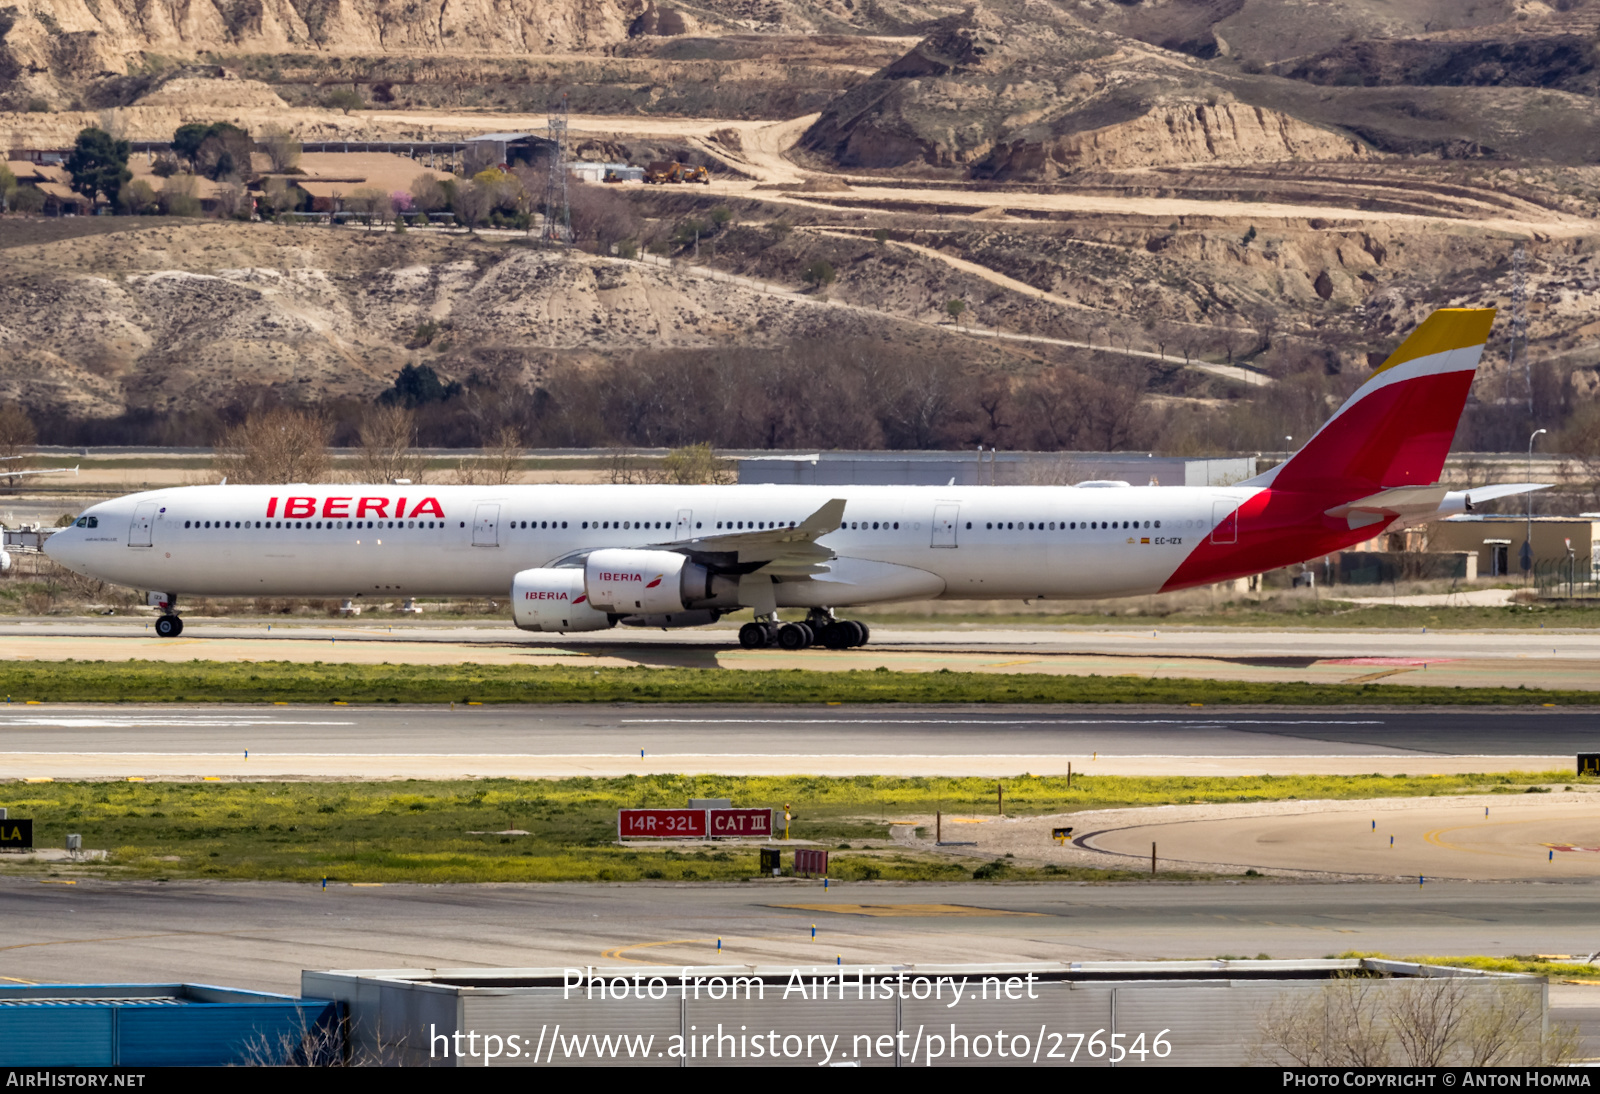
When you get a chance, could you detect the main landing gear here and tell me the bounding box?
[738,610,870,651]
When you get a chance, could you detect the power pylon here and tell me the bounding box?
[541,95,572,244]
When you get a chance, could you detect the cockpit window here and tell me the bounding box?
[73,517,98,528]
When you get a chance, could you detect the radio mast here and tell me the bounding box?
[541,95,572,244]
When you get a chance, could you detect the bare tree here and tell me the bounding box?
[568,184,640,253]
[1252,975,1577,1067]
[215,406,331,484]
[409,174,447,218]
[260,125,302,174]
[452,180,494,233]
[263,176,299,217]
[0,403,37,487]
[345,187,393,231]
[448,425,523,485]
[660,443,734,485]
[354,405,427,484]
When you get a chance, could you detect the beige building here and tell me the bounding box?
[1428,515,1600,580]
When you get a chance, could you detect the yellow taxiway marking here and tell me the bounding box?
[772,903,1045,918]
[985,660,1037,668]
[600,939,707,963]
[1424,817,1600,861]
[0,977,39,985]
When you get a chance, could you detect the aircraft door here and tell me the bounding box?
[1211,500,1238,545]
[473,504,501,547]
[675,509,693,539]
[931,503,960,548]
[128,502,156,548]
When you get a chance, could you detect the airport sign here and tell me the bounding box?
[618,809,707,839]
[0,820,32,849]
[709,808,773,837]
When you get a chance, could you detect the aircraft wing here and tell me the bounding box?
[663,497,846,572]
[0,466,78,479]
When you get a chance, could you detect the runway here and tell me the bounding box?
[4,877,1600,1000]
[0,703,1586,778]
[3,619,1598,691]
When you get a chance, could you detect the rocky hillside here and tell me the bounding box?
[798,7,1369,178]
[0,220,946,420]
[0,0,656,107]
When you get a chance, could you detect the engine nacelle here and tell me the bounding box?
[620,610,724,629]
[584,549,692,614]
[511,568,614,632]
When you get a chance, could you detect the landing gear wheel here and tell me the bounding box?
[854,621,870,647]
[777,622,813,651]
[843,620,867,647]
[154,615,183,638]
[820,623,852,650]
[739,622,769,650]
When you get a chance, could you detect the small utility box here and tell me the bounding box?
[760,848,781,876]
[1579,754,1600,776]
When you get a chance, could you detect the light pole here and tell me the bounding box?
[1525,428,1546,585]
[1284,435,1292,467]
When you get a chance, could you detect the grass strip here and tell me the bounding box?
[0,660,1596,705]
[1337,952,1600,980]
[1,772,1573,884]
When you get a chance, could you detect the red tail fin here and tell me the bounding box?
[1263,308,1495,495]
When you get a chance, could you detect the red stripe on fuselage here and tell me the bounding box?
[1160,489,1390,593]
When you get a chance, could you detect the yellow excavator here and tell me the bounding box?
[644,162,711,185]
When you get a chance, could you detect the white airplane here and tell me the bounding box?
[46,308,1543,646]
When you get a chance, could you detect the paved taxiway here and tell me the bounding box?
[0,704,1586,778]
[4,878,1600,997]
[3,619,1598,690]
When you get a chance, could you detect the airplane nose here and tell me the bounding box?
[42,526,77,568]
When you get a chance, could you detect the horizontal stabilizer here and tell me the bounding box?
[1325,485,1450,520]
[1458,482,1551,508]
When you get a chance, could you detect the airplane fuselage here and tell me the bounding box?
[45,481,1378,606]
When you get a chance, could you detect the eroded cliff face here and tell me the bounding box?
[982,100,1370,177]
[799,6,1371,179]
[0,0,651,106]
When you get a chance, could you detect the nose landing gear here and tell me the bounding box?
[150,593,183,638]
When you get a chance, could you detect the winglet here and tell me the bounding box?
[798,498,847,537]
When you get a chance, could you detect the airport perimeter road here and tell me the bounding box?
[3,878,1599,998]
[3,619,1596,690]
[0,704,1586,778]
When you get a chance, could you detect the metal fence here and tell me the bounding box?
[1534,556,1600,599]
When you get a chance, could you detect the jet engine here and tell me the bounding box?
[511,568,614,632]
[584,549,739,614]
